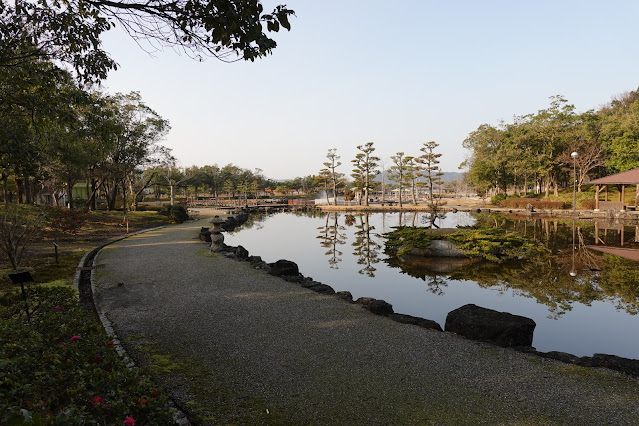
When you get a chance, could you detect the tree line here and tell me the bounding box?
[461,90,639,197]
[1,0,295,210]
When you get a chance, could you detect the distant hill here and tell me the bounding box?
[441,171,464,183]
[373,171,464,184]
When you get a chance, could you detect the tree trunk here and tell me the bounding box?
[363,175,369,206]
[170,183,175,206]
[121,181,128,219]
[1,173,8,209]
[24,175,32,204]
[411,179,417,205]
[129,178,136,211]
[67,180,74,208]
[106,184,118,211]
[15,177,23,204]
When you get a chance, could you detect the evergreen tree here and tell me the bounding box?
[389,152,414,208]
[416,141,444,204]
[351,142,380,206]
[323,148,343,205]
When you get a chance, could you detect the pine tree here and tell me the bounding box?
[351,142,380,206]
[389,152,414,208]
[323,148,343,205]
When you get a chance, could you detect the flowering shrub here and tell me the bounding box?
[47,207,89,235]
[0,286,175,425]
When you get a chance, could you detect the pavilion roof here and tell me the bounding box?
[588,168,639,185]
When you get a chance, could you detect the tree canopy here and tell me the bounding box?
[461,90,639,197]
[1,0,295,82]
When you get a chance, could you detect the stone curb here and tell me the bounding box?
[73,225,191,426]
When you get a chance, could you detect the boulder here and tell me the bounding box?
[389,313,443,331]
[307,283,336,295]
[199,227,212,242]
[587,354,639,377]
[356,297,394,316]
[267,259,300,277]
[235,245,249,260]
[538,351,580,364]
[445,304,536,348]
[335,291,354,303]
[408,240,467,258]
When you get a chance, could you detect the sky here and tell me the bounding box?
[100,0,639,180]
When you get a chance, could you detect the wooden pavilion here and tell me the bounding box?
[589,168,639,211]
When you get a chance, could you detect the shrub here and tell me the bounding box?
[0,285,175,424]
[383,226,549,263]
[490,193,507,205]
[160,205,188,223]
[580,199,596,210]
[47,207,89,235]
[499,199,568,209]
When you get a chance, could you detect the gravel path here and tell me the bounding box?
[94,210,639,425]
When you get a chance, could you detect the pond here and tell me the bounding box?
[224,211,639,359]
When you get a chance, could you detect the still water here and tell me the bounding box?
[225,211,639,359]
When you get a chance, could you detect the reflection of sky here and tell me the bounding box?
[225,212,639,359]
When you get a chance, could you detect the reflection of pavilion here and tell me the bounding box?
[587,220,639,261]
[586,246,639,261]
[593,220,639,246]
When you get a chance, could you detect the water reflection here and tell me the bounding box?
[386,213,639,318]
[316,213,346,269]
[226,211,639,357]
[351,214,382,277]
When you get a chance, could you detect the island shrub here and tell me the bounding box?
[490,193,507,205]
[0,285,175,424]
[384,226,549,262]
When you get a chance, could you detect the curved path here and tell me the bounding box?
[94,210,639,425]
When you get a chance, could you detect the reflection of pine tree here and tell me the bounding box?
[425,275,448,296]
[316,213,346,269]
[352,213,382,277]
[420,211,446,229]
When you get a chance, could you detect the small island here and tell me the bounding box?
[383,226,549,263]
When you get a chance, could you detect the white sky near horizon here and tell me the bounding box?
[99,0,639,180]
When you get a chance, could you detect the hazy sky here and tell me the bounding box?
[100,0,639,180]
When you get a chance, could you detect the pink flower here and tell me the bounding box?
[94,354,103,364]
[70,335,81,343]
[91,396,104,405]
[123,416,136,425]
[54,305,62,311]
[107,340,114,345]
[58,343,65,347]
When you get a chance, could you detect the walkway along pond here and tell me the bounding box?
[224,210,639,360]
